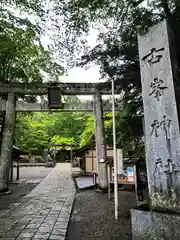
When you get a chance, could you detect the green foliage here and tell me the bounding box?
[56,0,180,156]
[48,0,179,65]
[0,1,63,85]
[0,19,63,84]
[51,136,75,146]
[15,110,88,154]
[80,114,94,147]
[79,112,114,148]
[0,0,44,16]
[15,104,144,157]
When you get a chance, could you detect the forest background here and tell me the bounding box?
[1,0,179,160]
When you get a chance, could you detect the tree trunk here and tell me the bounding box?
[160,0,171,17]
[0,93,16,192]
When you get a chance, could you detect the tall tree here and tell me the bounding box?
[0,0,64,191]
[0,19,63,84]
[54,0,180,154]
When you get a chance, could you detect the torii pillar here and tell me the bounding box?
[0,93,16,191]
[93,90,108,191]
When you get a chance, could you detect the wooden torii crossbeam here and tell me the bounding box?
[0,81,121,95]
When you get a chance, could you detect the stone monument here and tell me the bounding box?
[131,20,180,239]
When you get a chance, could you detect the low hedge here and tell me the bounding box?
[19,155,44,163]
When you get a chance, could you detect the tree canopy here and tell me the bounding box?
[2,0,180,158]
[0,1,63,86]
[55,0,180,154]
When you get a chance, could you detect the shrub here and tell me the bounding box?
[34,156,44,163]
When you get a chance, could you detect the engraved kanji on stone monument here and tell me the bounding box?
[149,78,167,101]
[153,158,163,193]
[142,47,165,66]
[164,159,179,197]
[160,115,172,140]
[137,20,180,212]
[150,120,160,137]
[150,115,171,138]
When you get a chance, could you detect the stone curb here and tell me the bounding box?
[72,176,79,191]
[0,190,11,196]
[63,194,76,240]
[61,175,76,240]
[8,179,26,184]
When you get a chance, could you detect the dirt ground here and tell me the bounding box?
[67,190,136,240]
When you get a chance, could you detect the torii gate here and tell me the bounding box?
[0,81,121,191]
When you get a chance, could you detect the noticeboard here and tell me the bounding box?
[111,165,135,184]
[127,167,134,182]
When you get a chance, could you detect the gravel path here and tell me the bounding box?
[67,190,136,240]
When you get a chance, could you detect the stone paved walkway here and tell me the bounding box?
[0,163,75,240]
